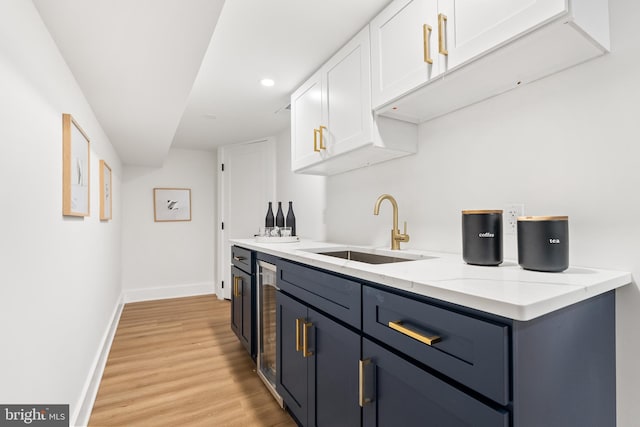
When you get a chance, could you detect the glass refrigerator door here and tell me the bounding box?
[257,261,281,407]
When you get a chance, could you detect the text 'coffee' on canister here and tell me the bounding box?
[517,216,569,272]
[462,210,503,266]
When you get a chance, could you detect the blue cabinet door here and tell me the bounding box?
[276,291,309,425]
[231,266,253,357]
[230,266,243,345]
[240,269,253,355]
[277,291,362,427]
[362,338,509,427]
[308,307,360,427]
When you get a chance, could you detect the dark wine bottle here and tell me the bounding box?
[276,201,285,227]
[286,201,296,236]
[265,202,274,227]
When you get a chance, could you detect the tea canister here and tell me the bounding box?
[517,216,569,272]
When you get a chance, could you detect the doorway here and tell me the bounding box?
[217,138,275,299]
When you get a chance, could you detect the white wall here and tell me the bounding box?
[0,1,122,423]
[326,0,639,424]
[275,128,327,240]
[121,148,216,301]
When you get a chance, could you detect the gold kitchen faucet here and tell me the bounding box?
[373,194,410,250]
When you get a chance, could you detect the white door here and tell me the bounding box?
[324,26,373,158]
[439,0,566,70]
[290,69,324,171]
[218,138,275,299]
[370,0,440,109]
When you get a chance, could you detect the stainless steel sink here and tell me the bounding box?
[310,249,431,264]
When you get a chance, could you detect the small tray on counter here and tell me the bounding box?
[255,236,300,243]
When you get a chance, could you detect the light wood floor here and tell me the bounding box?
[89,295,296,427]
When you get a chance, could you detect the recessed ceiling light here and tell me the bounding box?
[202,113,217,120]
[260,78,275,87]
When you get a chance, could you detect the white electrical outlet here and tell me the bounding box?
[505,204,524,234]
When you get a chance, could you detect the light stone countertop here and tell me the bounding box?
[230,238,632,321]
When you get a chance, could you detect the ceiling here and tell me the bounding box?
[34,0,390,166]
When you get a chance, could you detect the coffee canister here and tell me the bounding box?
[517,216,569,272]
[462,210,503,266]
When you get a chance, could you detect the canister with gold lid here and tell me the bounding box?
[462,210,503,266]
[517,216,569,272]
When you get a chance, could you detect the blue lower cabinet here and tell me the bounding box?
[276,291,360,427]
[261,252,616,426]
[231,266,253,357]
[362,338,509,427]
[276,291,308,423]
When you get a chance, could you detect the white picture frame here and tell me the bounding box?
[153,188,191,222]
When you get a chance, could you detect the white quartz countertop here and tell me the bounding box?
[230,239,632,321]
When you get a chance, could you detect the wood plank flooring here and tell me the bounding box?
[89,295,295,427]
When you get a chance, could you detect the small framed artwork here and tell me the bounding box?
[62,113,90,216]
[100,160,112,220]
[153,188,191,222]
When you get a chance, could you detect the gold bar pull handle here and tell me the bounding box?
[438,13,448,56]
[295,318,303,352]
[302,321,313,358]
[359,359,372,407]
[388,321,441,345]
[318,125,327,150]
[423,24,433,64]
[313,128,320,152]
[233,276,241,297]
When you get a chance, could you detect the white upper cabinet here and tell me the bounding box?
[323,26,373,161]
[370,0,441,108]
[440,0,567,70]
[291,70,324,170]
[371,0,610,123]
[291,27,416,176]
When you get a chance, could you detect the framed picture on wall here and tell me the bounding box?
[153,188,191,222]
[62,113,90,217]
[100,160,112,221]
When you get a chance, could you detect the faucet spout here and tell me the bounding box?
[373,194,409,250]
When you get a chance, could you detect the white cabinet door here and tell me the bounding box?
[291,70,324,171]
[439,0,567,70]
[323,27,373,158]
[370,0,441,108]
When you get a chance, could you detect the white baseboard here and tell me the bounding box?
[123,282,216,303]
[72,293,124,427]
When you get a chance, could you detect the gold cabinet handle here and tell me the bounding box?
[295,318,303,352]
[318,126,327,150]
[313,128,320,152]
[438,13,448,56]
[302,321,313,358]
[359,359,372,407]
[423,24,433,64]
[233,276,242,298]
[388,321,441,345]
[233,255,245,262]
